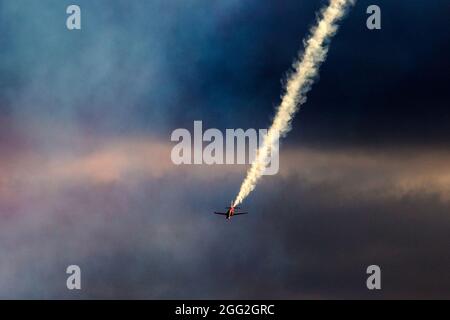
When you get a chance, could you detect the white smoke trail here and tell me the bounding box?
[233,0,355,206]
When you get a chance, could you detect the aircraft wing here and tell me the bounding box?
[214,212,228,215]
[233,212,248,215]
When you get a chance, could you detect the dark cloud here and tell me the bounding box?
[0,144,449,299]
[0,0,449,299]
[1,1,448,144]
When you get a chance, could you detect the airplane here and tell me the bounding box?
[214,201,248,220]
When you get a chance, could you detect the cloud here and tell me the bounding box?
[2,134,450,203]
[280,147,450,202]
[0,0,449,299]
[0,134,449,298]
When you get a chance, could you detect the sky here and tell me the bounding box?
[0,0,449,298]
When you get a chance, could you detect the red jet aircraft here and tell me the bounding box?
[214,202,248,220]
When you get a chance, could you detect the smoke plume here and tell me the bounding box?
[233,0,355,206]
